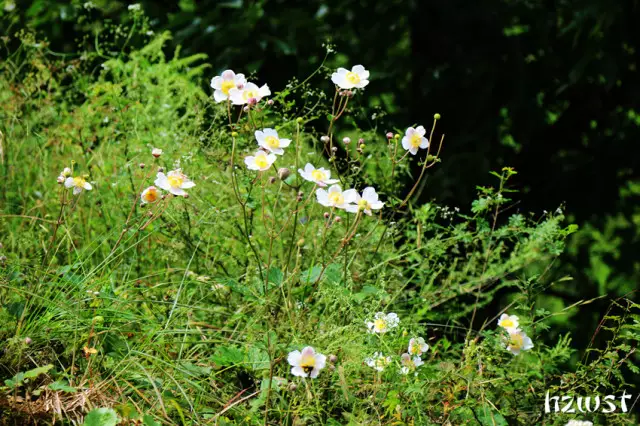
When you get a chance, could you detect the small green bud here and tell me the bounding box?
[231,131,238,137]
[296,117,303,124]
[394,134,400,140]
[434,113,441,120]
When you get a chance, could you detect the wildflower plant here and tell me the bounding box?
[0,11,637,426]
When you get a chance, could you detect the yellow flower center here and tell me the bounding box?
[300,354,316,374]
[73,177,86,188]
[265,135,280,148]
[143,188,159,203]
[167,175,184,188]
[500,318,514,328]
[221,80,236,95]
[346,71,361,85]
[375,357,388,368]
[410,133,423,148]
[358,199,371,211]
[254,155,269,169]
[509,333,524,349]
[374,318,387,331]
[243,89,258,100]
[328,192,344,205]
[311,169,327,181]
[409,345,420,355]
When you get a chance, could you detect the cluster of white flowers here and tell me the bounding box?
[210,69,270,105]
[366,312,399,334]
[400,337,429,375]
[497,313,534,355]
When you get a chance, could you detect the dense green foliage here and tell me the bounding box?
[1,2,639,425]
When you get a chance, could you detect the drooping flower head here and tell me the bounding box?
[211,70,247,103]
[400,353,424,375]
[152,148,163,158]
[65,176,92,195]
[287,346,327,378]
[345,187,384,215]
[255,129,291,156]
[497,314,520,332]
[245,150,277,171]
[366,312,400,334]
[298,163,339,187]
[506,329,534,355]
[141,186,160,204]
[401,126,429,155]
[365,352,391,372]
[316,185,358,209]
[408,337,429,357]
[154,169,195,197]
[229,82,270,105]
[331,65,370,90]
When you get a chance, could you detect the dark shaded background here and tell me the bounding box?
[3,0,639,371]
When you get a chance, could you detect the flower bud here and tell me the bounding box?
[267,99,274,106]
[386,132,393,139]
[342,137,351,144]
[231,131,238,137]
[296,117,303,124]
[434,113,441,120]
[152,148,162,158]
[278,168,291,180]
[296,191,303,202]
[334,216,341,223]
[0,255,6,265]
[320,135,330,143]
[268,176,277,184]
[394,134,400,140]
[329,364,336,371]
[324,212,330,219]
[360,144,366,149]
[243,106,250,112]
[57,175,65,184]
[329,354,338,363]
[358,138,365,145]
[139,163,145,169]
[288,383,298,391]
[345,90,353,97]
[158,167,164,173]
[296,238,305,246]
[247,97,257,106]
[24,337,32,345]
[331,146,338,153]
[62,167,72,177]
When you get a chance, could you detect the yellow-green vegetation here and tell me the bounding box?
[1,22,638,426]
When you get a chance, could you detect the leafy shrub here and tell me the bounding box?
[0,14,637,426]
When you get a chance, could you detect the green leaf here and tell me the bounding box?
[143,415,161,426]
[48,380,77,393]
[23,364,53,380]
[83,408,118,426]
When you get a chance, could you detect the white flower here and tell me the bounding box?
[400,353,424,375]
[565,421,593,426]
[229,82,271,105]
[255,128,291,155]
[211,69,247,103]
[154,169,195,196]
[64,176,92,195]
[506,329,534,355]
[408,337,429,357]
[245,150,277,171]
[152,148,163,158]
[4,1,16,11]
[365,352,391,372]
[298,163,338,187]
[128,3,141,11]
[366,312,399,334]
[316,185,358,209]
[140,186,161,204]
[345,187,384,215]
[61,167,72,177]
[401,126,429,155]
[331,65,370,89]
[497,314,520,332]
[287,346,327,378]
